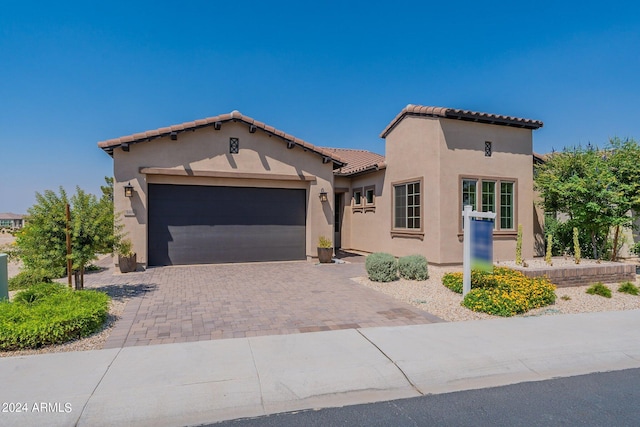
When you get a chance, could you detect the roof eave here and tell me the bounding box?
[380,105,544,138]
[334,162,387,177]
[98,112,346,166]
[445,110,544,130]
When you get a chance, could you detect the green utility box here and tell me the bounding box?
[0,254,8,301]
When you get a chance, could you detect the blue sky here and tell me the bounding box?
[1,1,639,214]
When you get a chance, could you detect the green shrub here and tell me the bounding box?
[586,283,611,298]
[398,255,429,280]
[442,267,556,316]
[318,236,332,249]
[13,283,66,304]
[85,264,102,272]
[0,289,109,350]
[365,253,398,282]
[515,224,523,265]
[8,269,55,291]
[618,282,639,296]
[545,234,553,266]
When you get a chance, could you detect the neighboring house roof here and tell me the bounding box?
[380,105,544,138]
[97,110,346,167]
[322,148,386,176]
[0,213,24,220]
[533,152,548,164]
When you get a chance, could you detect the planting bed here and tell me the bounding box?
[500,258,636,287]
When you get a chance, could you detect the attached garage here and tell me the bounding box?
[99,110,343,268]
[148,184,306,266]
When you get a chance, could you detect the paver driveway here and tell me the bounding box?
[83,258,443,348]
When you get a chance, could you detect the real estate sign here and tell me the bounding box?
[471,218,494,272]
[462,206,496,295]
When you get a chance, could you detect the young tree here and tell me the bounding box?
[15,188,70,278]
[15,177,119,286]
[535,139,640,260]
[606,138,640,259]
[70,185,117,287]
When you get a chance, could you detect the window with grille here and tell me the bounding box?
[500,182,514,229]
[394,181,421,229]
[460,177,515,231]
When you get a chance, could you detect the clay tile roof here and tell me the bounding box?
[533,152,548,164]
[97,111,346,166]
[380,104,544,138]
[321,147,386,176]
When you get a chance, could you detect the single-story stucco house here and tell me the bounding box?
[0,213,25,230]
[98,105,543,268]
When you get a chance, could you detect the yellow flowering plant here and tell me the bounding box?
[442,267,557,317]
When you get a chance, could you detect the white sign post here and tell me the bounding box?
[462,205,496,296]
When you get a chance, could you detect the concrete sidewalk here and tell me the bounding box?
[1,310,640,427]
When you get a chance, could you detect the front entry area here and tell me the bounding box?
[147,184,306,266]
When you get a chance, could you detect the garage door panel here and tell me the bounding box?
[148,184,306,266]
[159,225,305,265]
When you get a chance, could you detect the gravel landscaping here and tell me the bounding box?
[353,264,640,322]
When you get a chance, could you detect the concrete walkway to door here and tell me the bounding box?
[81,258,443,349]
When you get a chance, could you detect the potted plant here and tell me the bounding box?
[117,239,137,273]
[317,236,333,263]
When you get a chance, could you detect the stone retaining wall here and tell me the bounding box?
[509,262,637,288]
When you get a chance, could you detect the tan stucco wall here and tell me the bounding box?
[344,170,387,253]
[380,116,444,262]
[438,119,535,263]
[112,122,335,265]
[345,115,536,265]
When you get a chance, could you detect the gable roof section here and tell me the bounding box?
[321,147,386,176]
[380,105,544,138]
[98,110,346,167]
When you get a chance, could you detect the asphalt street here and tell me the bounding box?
[211,368,640,427]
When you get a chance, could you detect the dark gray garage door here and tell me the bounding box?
[148,184,306,266]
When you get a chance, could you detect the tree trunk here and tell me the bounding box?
[611,225,620,261]
[591,231,598,259]
[74,266,85,290]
